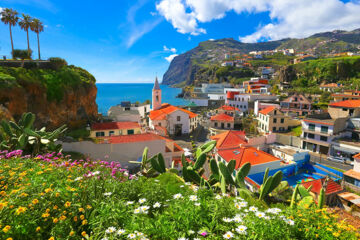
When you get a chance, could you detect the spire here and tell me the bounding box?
[153,76,161,90]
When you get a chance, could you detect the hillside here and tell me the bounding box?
[0,62,98,128]
[162,29,360,86]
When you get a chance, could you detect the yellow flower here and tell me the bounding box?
[6,238,13,240]
[79,207,85,212]
[82,219,87,225]
[80,215,85,220]
[81,231,87,237]
[0,202,8,210]
[55,192,60,197]
[53,218,59,223]
[42,213,50,218]
[73,216,78,222]
[49,237,55,240]
[86,205,92,209]
[15,206,27,215]
[69,231,75,236]
[3,225,11,233]
[36,226,41,232]
[333,232,340,237]
[45,188,52,193]
[53,205,58,210]
[64,201,71,208]
[59,215,67,221]
[32,199,39,205]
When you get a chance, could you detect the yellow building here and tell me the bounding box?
[257,106,300,133]
[90,122,141,138]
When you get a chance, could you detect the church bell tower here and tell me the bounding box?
[152,76,162,110]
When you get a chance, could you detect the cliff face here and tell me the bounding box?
[0,65,98,129]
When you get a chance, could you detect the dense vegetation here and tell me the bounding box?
[0,62,96,102]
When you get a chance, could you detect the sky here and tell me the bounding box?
[1,0,360,83]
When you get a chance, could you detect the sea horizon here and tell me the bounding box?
[96,83,188,115]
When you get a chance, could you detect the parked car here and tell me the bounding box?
[327,156,346,163]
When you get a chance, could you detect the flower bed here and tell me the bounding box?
[0,150,358,240]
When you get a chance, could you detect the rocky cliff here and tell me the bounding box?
[0,65,98,129]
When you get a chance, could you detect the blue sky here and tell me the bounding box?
[1,0,360,83]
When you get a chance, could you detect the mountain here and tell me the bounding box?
[0,62,98,129]
[162,29,360,86]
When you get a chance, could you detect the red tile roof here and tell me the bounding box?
[100,133,163,144]
[210,130,247,149]
[218,105,240,111]
[150,103,198,120]
[303,119,334,126]
[329,100,360,108]
[344,169,360,181]
[353,153,360,159]
[259,106,275,115]
[301,178,343,195]
[217,147,280,169]
[210,113,234,122]
[92,122,140,131]
[320,83,338,88]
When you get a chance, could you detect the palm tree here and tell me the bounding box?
[19,14,33,59]
[30,18,44,60]
[0,8,19,59]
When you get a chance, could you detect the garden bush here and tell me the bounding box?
[0,150,358,240]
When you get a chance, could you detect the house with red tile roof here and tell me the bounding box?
[210,130,247,149]
[90,122,142,138]
[332,90,360,102]
[257,106,300,133]
[280,94,312,116]
[149,78,198,136]
[343,153,360,192]
[319,83,341,92]
[216,105,239,116]
[328,100,360,118]
[301,178,343,205]
[210,113,234,133]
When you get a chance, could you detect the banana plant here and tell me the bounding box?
[258,168,283,200]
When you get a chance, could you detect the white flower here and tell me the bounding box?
[189,195,198,201]
[139,198,146,204]
[255,212,266,218]
[194,238,200,240]
[192,186,199,192]
[235,225,247,235]
[215,194,222,200]
[185,182,191,185]
[134,208,141,214]
[140,206,150,213]
[178,238,188,240]
[188,230,195,235]
[223,231,234,239]
[154,179,160,182]
[124,171,129,177]
[266,208,281,214]
[236,196,244,200]
[239,201,248,207]
[264,216,270,220]
[74,177,83,181]
[173,193,183,199]
[101,237,109,240]
[194,202,201,206]
[93,171,100,175]
[104,192,112,196]
[153,202,161,208]
[128,233,136,239]
[136,231,144,236]
[117,229,126,235]
[180,185,184,188]
[222,217,233,222]
[249,206,258,212]
[126,201,134,205]
[105,226,116,234]
[285,219,295,225]
[232,214,243,223]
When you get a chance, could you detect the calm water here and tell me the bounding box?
[96,83,188,115]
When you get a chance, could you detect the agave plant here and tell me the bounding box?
[0,112,67,155]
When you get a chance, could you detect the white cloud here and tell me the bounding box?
[155,0,360,42]
[150,11,157,16]
[163,45,177,53]
[165,54,178,62]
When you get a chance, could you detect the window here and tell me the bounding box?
[273,118,277,123]
[309,124,315,131]
[272,127,276,132]
[227,123,231,128]
[308,133,315,139]
[321,126,328,133]
[274,110,277,115]
[177,116,181,121]
[109,131,115,136]
[215,122,218,127]
[281,118,284,123]
[127,129,134,135]
[320,136,327,142]
[156,95,159,101]
[96,132,105,137]
[158,123,161,127]
[119,130,122,135]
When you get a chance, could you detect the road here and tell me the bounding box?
[309,153,352,171]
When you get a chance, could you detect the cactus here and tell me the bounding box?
[210,159,219,175]
[148,153,166,174]
[290,184,299,209]
[220,175,226,194]
[235,162,251,188]
[157,153,166,173]
[263,168,269,185]
[259,169,283,200]
[193,153,206,170]
[187,169,201,184]
[227,159,236,174]
[318,186,325,209]
[219,162,235,185]
[298,185,312,198]
[298,196,314,209]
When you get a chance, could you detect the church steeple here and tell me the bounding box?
[152,76,162,110]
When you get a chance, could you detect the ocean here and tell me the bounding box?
[96,83,189,115]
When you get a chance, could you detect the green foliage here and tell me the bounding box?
[12,49,32,59]
[259,169,283,201]
[318,188,325,209]
[65,127,90,140]
[48,57,68,70]
[291,126,302,137]
[0,112,67,155]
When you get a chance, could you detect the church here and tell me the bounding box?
[149,77,199,136]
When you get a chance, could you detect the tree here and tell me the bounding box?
[30,18,44,60]
[19,14,33,58]
[0,8,19,58]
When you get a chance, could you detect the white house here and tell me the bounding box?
[149,78,198,136]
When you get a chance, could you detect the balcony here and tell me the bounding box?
[302,128,331,136]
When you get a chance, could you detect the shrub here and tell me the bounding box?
[12,49,32,60]
[48,57,68,70]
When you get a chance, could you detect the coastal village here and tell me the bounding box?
[2,4,360,239]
